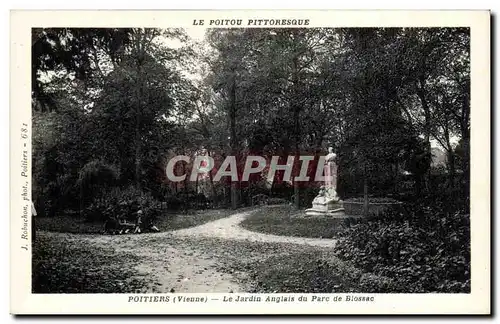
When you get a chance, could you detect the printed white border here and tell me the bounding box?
[9,9,491,315]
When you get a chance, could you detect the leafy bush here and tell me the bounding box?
[165,195,183,211]
[83,186,164,227]
[192,193,211,209]
[240,183,270,206]
[300,186,321,208]
[166,191,211,211]
[335,203,470,293]
[266,197,289,205]
[36,168,83,217]
[270,182,294,200]
[78,160,120,204]
[358,273,403,293]
[251,194,269,206]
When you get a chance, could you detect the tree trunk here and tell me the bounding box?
[135,124,141,190]
[207,150,217,202]
[447,150,456,187]
[79,180,84,218]
[195,172,199,194]
[393,162,399,196]
[134,34,144,192]
[445,138,456,189]
[441,111,456,189]
[183,159,188,193]
[293,157,300,208]
[415,174,422,196]
[292,55,301,209]
[416,78,432,192]
[363,178,369,217]
[229,69,238,210]
[460,97,470,189]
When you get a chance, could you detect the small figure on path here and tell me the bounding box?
[133,210,143,234]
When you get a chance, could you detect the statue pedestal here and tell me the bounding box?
[305,199,345,217]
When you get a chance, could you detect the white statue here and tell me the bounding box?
[312,147,340,205]
[306,146,344,216]
[325,147,337,190]
[326,146,336,161]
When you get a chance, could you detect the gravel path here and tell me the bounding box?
[171,209,337,248]
[38,231,242,293]
[37,208,336,293]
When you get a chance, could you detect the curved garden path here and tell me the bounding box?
[171,208,337,248]
[36,207,337,293]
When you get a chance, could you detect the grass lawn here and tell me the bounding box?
[247,250,398,293]
[248,251,365,293]
[240,205,348,238]
[35,208,241,234]
[32,234,152,293]
[195,237,395,293]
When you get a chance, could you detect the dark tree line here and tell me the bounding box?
[202,27,469,207]
[32,27,469,216]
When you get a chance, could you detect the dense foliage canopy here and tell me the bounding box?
[32,27,469,214]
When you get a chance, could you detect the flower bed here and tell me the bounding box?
[343,198,402,217]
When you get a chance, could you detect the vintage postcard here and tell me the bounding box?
[10,10,490,315]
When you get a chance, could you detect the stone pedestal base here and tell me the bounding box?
[305,201,345,217]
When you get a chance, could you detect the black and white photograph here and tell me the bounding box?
[10,9,490,315]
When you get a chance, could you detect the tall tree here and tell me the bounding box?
[32,28,132,112]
